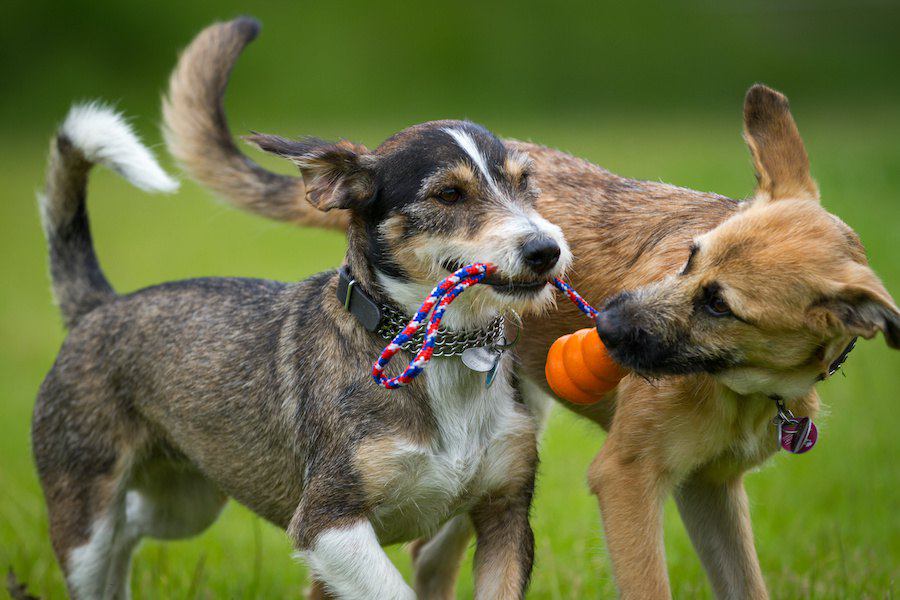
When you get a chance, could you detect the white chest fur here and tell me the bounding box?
[365,355,535,544]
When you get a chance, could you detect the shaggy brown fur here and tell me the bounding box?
[35,91,574,597]
[162,18,346,230]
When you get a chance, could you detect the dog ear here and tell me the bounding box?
[244,134,374,211]
[743,84,819,203]
[808,268,900,349]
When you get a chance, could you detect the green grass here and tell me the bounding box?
[1,107,898,599]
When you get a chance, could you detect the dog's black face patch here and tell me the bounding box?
[596,291,741,377]
[370,121,509,220]
[602,330,738,376]
[251,118,566,304]
[359,120,541,284]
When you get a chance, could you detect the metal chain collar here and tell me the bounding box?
[376,302,506,357]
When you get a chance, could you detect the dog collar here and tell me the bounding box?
[821,337,857,381]
[337,266,506,357]
[768,336,857,456]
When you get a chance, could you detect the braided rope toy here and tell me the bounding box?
[551,278,599,319]
[372,263,620,402]
[372,263,496,388]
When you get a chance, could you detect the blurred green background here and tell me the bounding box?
[1,1,898,598]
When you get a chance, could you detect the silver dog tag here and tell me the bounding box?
[462,326,517,387]
[463,345,506,388]
[461,346,499,372]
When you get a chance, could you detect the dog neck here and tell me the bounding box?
[343,219,397,307]
[343,217,503,332]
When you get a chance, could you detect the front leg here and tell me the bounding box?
[295,517,413,600]
[674,472,768,599]
[306,579,336,600]
[470,491,535,600]
[411,513,474,600]
[289,477,413,600]
[589,437,672,600]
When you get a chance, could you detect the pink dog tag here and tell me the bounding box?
[773,398,818,455]
[779,417,818,454]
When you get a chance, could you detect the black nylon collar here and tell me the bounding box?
[821,337,857,381]
[336,266,383,332]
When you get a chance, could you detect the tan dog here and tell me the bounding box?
[163,19,900,599]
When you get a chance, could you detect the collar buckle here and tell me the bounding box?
[337,266,383,332]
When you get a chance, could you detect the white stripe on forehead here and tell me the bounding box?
[442,127,502,196]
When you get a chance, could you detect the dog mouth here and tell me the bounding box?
[602,336,737,377]
[441,260,549,296]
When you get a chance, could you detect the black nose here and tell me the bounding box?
[595,306,628,350]
[522,237,561,275]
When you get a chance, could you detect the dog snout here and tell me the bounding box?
[596,293,641,350]
[521,237,561,275]
[596,306,630,350]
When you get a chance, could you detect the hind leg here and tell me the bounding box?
[36,440,138,599]
[125,457,228,542]
[106,457,227,598]
[34,386,225,599]
[122,459,228,595]
[53,457,226,599]
[33,379,145,599]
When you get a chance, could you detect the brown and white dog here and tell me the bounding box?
[164,18,900,599]
[33,88,573,597]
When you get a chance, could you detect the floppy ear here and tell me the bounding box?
[743,84,819,202]
[245,134,374,211]
[808,268,900,349]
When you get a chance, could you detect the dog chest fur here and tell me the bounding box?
[354,356,536,544]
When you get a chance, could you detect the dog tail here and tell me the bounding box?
[40,103,179,328]
[162,17,349,231]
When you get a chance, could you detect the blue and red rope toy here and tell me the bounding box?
[371,263,821,455]
[371,263,599,389]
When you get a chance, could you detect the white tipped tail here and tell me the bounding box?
[60,102,178,194]
[40,103,178,328]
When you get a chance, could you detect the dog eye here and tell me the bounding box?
[519,172,530,190]
[705,293,732,317]
[436,187,462,204]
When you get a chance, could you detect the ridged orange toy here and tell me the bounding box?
[545,327,627,404]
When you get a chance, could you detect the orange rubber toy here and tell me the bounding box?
[545,327,627,404]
